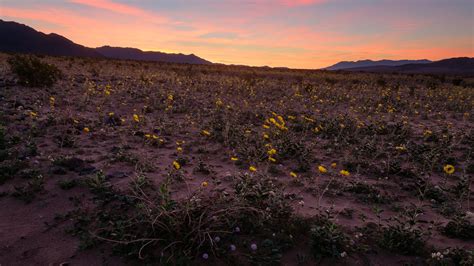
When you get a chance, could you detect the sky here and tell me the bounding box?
[1,0,473,68]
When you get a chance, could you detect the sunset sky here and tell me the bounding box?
[1,0,473,68]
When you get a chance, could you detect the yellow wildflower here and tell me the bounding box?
[267,148,277,156]
[249,166,257,172]
[83,127,90,133]
[133,114,140,122]
[172,161,181,170]
[201,130,211,136]
[201,181,209,187]
[231,157,239,161]
[340,170,350,176]
[395,145,407,151]
[443,164,455,175]
[290,172,297,178]
[318,165,327,173]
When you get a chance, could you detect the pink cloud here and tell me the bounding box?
[69,0,170,24]
[280,0,326,7]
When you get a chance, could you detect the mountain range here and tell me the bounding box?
[0,20,211,65]
[338,58,474,75]
[1,19,472,74]
[324,59,432,70]
[324,58,474,75]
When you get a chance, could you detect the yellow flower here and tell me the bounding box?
[268,157,277,163]
[263,133,270,139]
[145,134,152,139]
[201,181,209,187]
[267,148,277,156]
[395,145,407,151]
[201,130,211,136]
[318,165,327,173]
[108,112,115,116]
[105,90,111,96]
[177,147,183,152]
[290,172,297,178]
[168,94,174,101]
[83,127,90,133]
[263,124,270,129]
[172,161,181,170]
[331,162,337,168]
[231,157,239,161]
[29,111,37,118]
[133,114,140,122]
[215,99,223,106]
[443,164,455,175]
[249,166,257,172]
[340,170,350,176]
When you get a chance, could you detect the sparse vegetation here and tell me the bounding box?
[8,54,61,87]
[0,53,472,264]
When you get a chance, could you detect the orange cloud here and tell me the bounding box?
[69,0,170,24]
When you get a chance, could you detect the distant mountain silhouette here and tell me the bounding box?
[343,58,474,75]
[324,59,432,70]
[0,20,211,64]
[0,20,101,57]
[95,46,211,65]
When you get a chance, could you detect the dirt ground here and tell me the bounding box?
[0,53,472,265]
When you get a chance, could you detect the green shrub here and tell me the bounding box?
[310,214,350,259]
[8,55,62,87]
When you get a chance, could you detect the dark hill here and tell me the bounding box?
[0,20,102,57]
[324,59,431,70]
[95,46,211,65]
[0,20,212,64]
[344,57,474,75]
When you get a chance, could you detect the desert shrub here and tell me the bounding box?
[8,54,62,87]
[12,174,45,203]
[442,215,474,240]
[68,173,301,264]
[378,209,428,255]
[0,124,5,150]
[309,213,350,259]
[428,248,474,266]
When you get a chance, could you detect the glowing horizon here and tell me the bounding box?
[1,0,473,68]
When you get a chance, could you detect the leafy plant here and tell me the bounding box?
[8,55,62,87]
